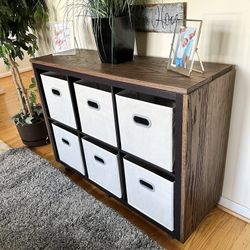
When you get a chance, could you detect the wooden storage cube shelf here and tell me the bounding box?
[51,124,85,175]
[74,81,117,146]
[116,91,175,172]
[124,157,174,231]
[41,72,77,128]
[82,138,122,198]
[32,50,235,242]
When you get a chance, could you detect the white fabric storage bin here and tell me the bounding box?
[74,82,117,146]
[124,158,174,231]
[116,91,174,172]
[41,73,76,128]
[52,124,85,175]
[82,139,122,198]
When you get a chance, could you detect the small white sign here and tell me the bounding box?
[51,21,76,55]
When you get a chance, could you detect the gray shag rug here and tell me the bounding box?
[0,148,162,250]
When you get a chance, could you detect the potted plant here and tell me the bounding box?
[0,0,49,147]
[66,0,136,64]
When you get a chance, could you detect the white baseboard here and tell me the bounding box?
[219,196,250,220]
[0,66,32,79]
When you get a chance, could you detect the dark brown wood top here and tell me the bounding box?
[31,49,233,94]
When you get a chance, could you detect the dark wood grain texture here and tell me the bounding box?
[31,49,233,94]
[180,69,236,242]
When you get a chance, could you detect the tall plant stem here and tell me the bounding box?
[14,65,32,115]
[9,66,27,115]
[7,54,32,116]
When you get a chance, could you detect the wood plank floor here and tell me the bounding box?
[0,71,249,250]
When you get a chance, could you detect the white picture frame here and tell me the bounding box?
[50,21,76,56]
[167,19,204,76]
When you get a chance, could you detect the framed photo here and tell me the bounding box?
[50,21,76,56]
[167,19,203,76]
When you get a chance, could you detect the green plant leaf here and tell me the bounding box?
[31,77,36,85]
[29,91,36,106]
[25,116,34,124]
[0,0,48,63]
[29,83,36,88]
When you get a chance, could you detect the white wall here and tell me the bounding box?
[46,0,250,218]
[0,52,31,78]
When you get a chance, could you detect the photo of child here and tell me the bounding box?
[167,19,203,76]
[173,26,197,68]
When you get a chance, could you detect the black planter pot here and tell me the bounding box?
[92,16,135,64]
[16,119,49,147]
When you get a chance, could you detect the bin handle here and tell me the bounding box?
[51,88,61,96]
[133,115,151,128]
[87,99,100,110]
[62,138,70,146]
[94,155,105,165]
[139,179,155,191]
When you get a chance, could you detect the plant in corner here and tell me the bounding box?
[0,0,49,147]
[66,0,136,64]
